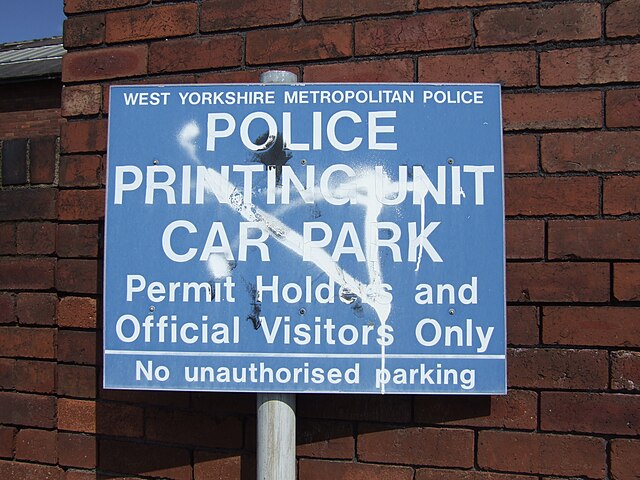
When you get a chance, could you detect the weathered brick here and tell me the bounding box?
[607,88,640,127]
[0,426,14,458]
[358,426,474,467]
[106,3,197,43]
[57,258,99,294]
[299,459,413,480]
[542,131,640,172]
[304,59,414,82]
[305,0,412,21]
[196,69,267,84]
[509,348,608,389]
[356,12,471,55]
[503,92,601,130]
[63,14,105,48]
[0,392,56,428]
[541,392,640,435]
[58,330,97,365]
[1,139,27,185]
[0,224,16,255]
[202,0,299,31]
[505,220,544,259]
[298,394,412,423]
[507,306,539,346]
[0,189,56,221]
[612,351,640,390]
[505,177,599,216]
[541,44,640,86]
[0,327,56,359]
[605,176,640,215]
[15,428,57,464]
[58,190,105,221]
[606,0,640,38]
[420,51,536,87]
[149,35,243,74]
[16,293,57,325]
[614,263,640,300]
[56,224,100,258]
[64,0,149,14]
[61,85,102,117]
[62,45,148,82]
[97,402,144,437]
[611,439,640,480]
[58,398,96,433]
[476,3,601,47]
[544,306,640,347]
[247,24,352,64]
[478,431,605,478]
[507,263,609,302]
[0,258,56,290]
[57,296,97,328]
[60,155,102,187]
[61,119,107,153]
[194,452,242,480]
[296,420,353,459]
[0,358,14,389]
[416,469,537,480]
[420,0,535,8]
[549,220,640,260]
[0,293,16,325]
[58,433,96,469]
[99,439,191,480]
[0,460,62,480]
[30,137,57,184]
[16,222,56,254]
[57,364,96,398]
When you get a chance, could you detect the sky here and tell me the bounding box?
[0,0,65,44]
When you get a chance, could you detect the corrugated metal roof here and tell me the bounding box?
[0,37,65,80]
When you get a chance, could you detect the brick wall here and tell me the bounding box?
[0,0,639,478]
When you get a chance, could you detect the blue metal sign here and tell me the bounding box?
[104,83,506,394]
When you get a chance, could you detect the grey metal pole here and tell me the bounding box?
[256,69,298,480]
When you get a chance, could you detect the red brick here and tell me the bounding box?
[299,459,413,480]
[541,44,640,86]
[58,330,97,365]
[59,399,96,433]
[30,137,58,184]
[0,392,56,428]
[247,24,352,64]
[58,190,105,221]
[60,155,102,186]
[415,390,537,429]
[507,306,538,345]
[99,439,191,480]
[64,0,149,14]
[607,0,640,38]
[146,407,242,449]
[420,0,535,8]
[0,189,57,221]
[0,426,13,458]
[15,428,57,464]
[612,351,640,390]
[194,452,242,480]
[149,35,243,74]
[57,259,99,293]
[507,263,609,302]
[356,12,471,55]
[56,224,100,258]
[106,3,197,43]
[0,358,14,390]
[541,392,640,435]
[549,220,640,260]
[97,402,144,437]
[16,222,55,254]
[58,433,96,469]
[64,14,105,48]
[476,3,601,47]
[196,69,267,84]
[358,426,474,467]
[505,177,599,216]
[296,420,353,459]
[202,0,299,31]
[0,327,55,359]
[503,91,601,131]
[505,220,544,259]
[62,45,148,82]
[544,306,640,347]
[304,59,414,83]
[1,139,27,185]
[608,89,640,129]
[509,348,608,389]
[478,431,605,478]
[61,85,102,117]
[615,263,640,301]
[605,176,640,215]
[417,470,537,480]
[61,119,107,153]
[611,438,640,480]
[57,296,97,328]
[542,131,640,173]
[305,0,412,21]
[191,392,255,415]
[63,470,97,480]
[420,51,536,87]
[57,364,96,398]
[0,293,16,325]
[0,224,16,255]
[0,460,62,480]
[14,360,55,394]
[298,394,411,423]
[0,257,56,290]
